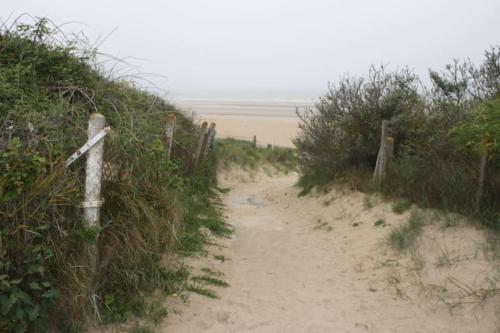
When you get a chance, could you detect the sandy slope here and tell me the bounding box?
[162,169,500,333]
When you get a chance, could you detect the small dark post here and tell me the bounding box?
[252,135,257,149]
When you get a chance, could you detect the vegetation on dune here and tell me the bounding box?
[294,50,500,225]
[216,138,298,172]
[0,17,230,331]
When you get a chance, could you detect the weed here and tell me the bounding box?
[216,138,298,172]
[374,218,386,227]
[214,255,227,262]
[191,276,229,288]
[186,286,219,299]
[363,195,373,209]
[200,268,224,277]
[388,211,425,250]
[392,199,412,214]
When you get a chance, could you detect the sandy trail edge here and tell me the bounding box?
[162,169,500,333]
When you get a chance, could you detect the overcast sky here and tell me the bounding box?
[4,0,500,98]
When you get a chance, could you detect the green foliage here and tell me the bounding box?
[451,97,500,155]
[294,66,422,181]
[0,17,226,331]
[216,138,298,172]
[0,231,60,333]
[295,48,500,223]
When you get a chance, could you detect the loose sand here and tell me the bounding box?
[162,169,500,332]
[198,114,299,148]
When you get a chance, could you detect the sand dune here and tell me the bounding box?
[162,168,500,333]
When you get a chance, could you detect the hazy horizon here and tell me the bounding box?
[4,1,500,100]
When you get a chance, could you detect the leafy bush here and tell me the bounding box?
[294,66,423,187]
[295,48,500,223]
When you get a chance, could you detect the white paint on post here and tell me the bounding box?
[194,121,208,167]
[84,113,106,285]
[165,112,176,161]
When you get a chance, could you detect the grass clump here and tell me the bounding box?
[388,212,425,250]
[216,138,298,172]
[392,199,412,214]
[363,195,374,209]
[374,218,386,227]
[191,275,230,288]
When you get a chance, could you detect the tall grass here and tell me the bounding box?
[216,138,298,172]
[0,17,228,331]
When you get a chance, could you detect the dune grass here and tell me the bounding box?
[388,211,425,250]
[216,138,298,172]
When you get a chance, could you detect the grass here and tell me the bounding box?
[0,17,235,331]
[186,286,219,299]
[392,199,412,214]
[216,138,298,172]
[214,254,228,262]
[388,211,425,250]
[374,218,386,227]
[363,195,373,209]
[191,276,230,288]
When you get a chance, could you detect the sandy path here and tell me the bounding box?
[162,170,499,333]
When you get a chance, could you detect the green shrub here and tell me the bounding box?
[295,47,500,224]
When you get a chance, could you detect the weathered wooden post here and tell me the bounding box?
[84,113,106,287]
[208,123,217,149]
[373,120,390,182]
[201,123,215,160]
[252,135,257,149]
[164,112,176,161]
[194,121,208,167]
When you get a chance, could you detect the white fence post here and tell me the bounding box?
[165,112,176,161]
[84,112,105,285]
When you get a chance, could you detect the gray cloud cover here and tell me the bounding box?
[4,0,499,97]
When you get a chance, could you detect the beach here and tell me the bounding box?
[177,98,314,147]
